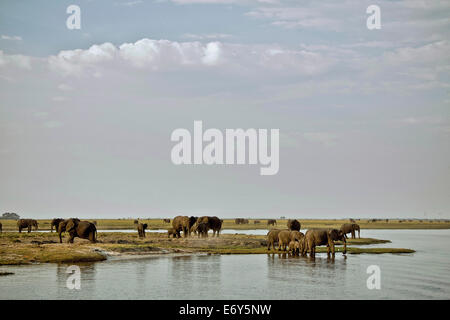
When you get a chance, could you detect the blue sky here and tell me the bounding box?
[0,0,449,219]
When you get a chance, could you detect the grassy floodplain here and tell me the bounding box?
[0,229,414,265]
[1,218,449,231]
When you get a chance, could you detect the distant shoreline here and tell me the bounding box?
[1,218,450,231]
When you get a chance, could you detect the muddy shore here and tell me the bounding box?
[0,231,414,265]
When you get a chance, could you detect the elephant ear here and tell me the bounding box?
[58,221,67,232]
[66,219,77,232]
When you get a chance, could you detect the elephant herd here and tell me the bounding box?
[134,215,223,239]
[5,218,361,254]
[267,220,361,258]
[8,218,98,243]
[168,215,223,238]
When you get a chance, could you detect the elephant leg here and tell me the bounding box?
[68,233,75,243]
[328,240,335,256]
[28,226,31,233]
[358,230,360,238]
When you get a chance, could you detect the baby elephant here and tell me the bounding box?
[288,240,301,256]
[137,223,148,238]
[167,228,180,238]
[278,230,305,251]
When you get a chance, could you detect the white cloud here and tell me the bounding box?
[182,33,232,40]
[382,41,450,67]
[48,43,118,76]
[46,38,333,76]
[1,35,22,41]
[202,42,222,65]
[0,50,31,69]
[114,0,143,6]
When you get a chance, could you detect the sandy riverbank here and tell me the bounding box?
[0,231,414,265]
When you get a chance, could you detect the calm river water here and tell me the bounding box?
[0,229,449,299]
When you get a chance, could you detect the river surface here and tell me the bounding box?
[0,229,449,299]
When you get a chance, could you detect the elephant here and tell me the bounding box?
[278,230,301,251]
[340,223,360,239]
[57,218,80,243]
[254,220,261,224]
[58,218,97,243]
[163,219,171,223]
[167,228,180,238]
[303,229,347,258]
[137,223,148,238]
[50,218,64,233]
[267,219,277,226]
[189,216,198,230]
[235,218,248,224]
[287,219,301,231]
[267,229,284,250]
[172,216,191,237]
[288,240,301,256]
[17,219,38,233]
[195,216,222,237]
[289,230,304,242]
[195,222,209,238]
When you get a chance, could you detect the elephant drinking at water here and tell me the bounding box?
[304,229,347,258]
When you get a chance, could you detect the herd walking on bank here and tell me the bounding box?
[2,217,361,258]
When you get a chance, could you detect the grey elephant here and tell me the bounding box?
[278,230,304,251]
[58,218,96,243]
[17,219,39,233]
[50,218,64,233]
[340,223,360,239]
[288,240,301,256]
[137,223,148,238]
[167,228,180,238]
[172,216,191,237]
[194,216,222,237]
[267,229,284,250]
[287,219,301,231]
[195,222,209,238]
[304,229,347,258]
